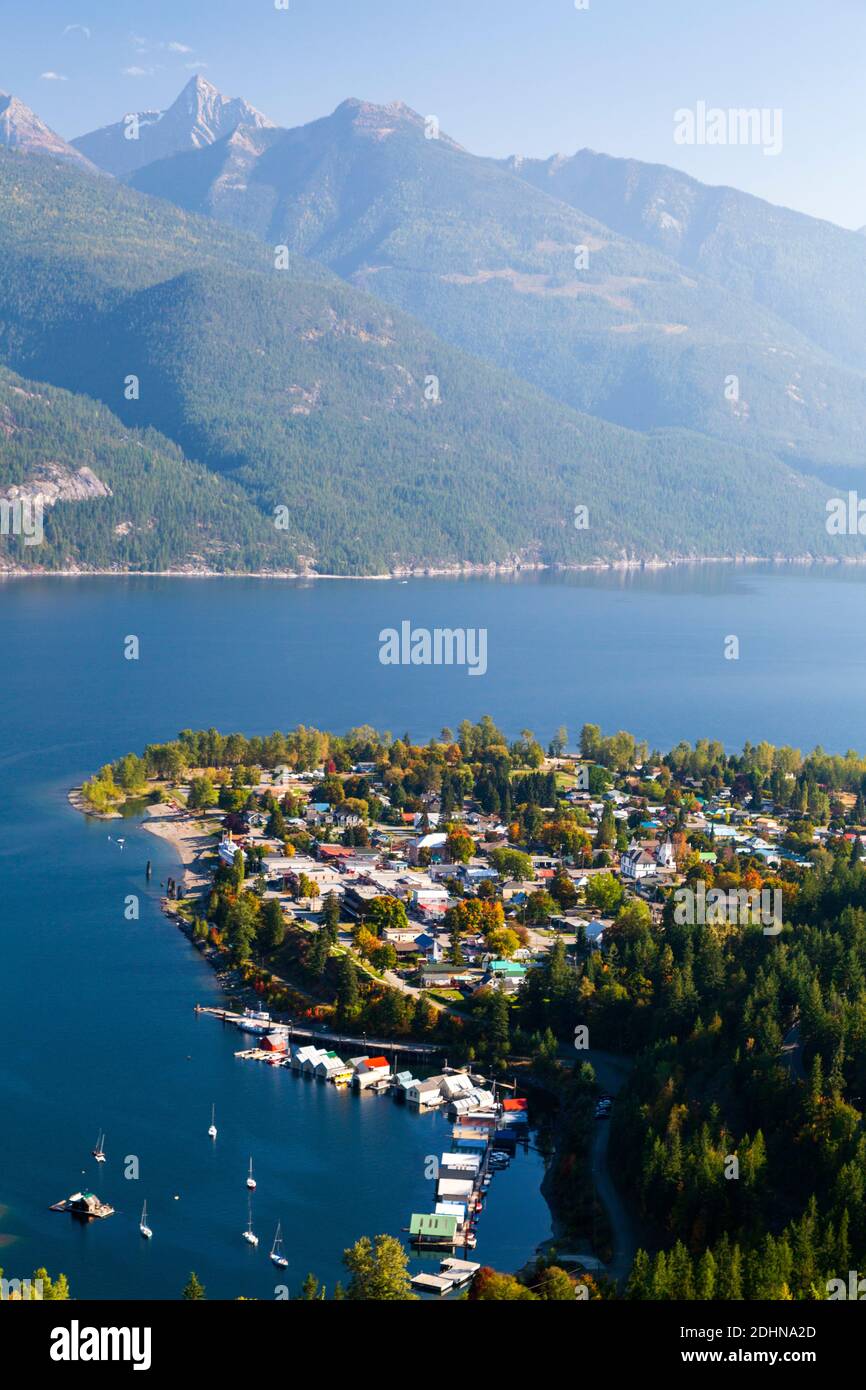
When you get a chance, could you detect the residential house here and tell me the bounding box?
[419,963,479,989]
[620,838,675,881]
[414,933,444,963]
[481,960,527,994]
[383,925,424,945]
[408,831,449,865]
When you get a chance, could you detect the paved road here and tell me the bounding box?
[780,1019,806,1082]
[584,1049,640,1287]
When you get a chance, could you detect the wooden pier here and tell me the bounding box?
[195,1005,443,1056]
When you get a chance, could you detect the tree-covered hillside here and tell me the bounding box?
[0,366,293,572]
[0,146,862,573]
[122,99,866,478]
[510,148,866,374]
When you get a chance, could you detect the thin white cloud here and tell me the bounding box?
[40,71,68,81]
[185,61,208,70]
[130,34,195,56]
[122,66,154,78]
[63,24,91,40]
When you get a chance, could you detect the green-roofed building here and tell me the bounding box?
[409,1212,459,1248]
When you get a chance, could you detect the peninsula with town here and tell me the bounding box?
[68,717,866,1300]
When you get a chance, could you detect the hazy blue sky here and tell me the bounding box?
[5,0,865,228]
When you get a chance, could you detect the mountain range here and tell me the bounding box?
[72,76,275,178]
[0,74,863,575]
[0,89,96,171]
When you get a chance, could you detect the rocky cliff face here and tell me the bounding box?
[1,463,112,507]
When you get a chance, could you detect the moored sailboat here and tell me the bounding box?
[270,1221,288,1268]
[208,1104,217,1139]
[243,1195,258,1246]
[246,1156,256,1190]
[92,1130,106,1162]
[139,1201,152,1239]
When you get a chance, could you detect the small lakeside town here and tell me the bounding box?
[69,717,866,1299]
[84,722,858,1003]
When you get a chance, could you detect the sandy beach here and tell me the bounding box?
[140,803,218,892]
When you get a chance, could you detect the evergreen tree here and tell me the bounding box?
[182,1272,206,1300]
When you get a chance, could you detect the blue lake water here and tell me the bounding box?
[1,564,866,1299]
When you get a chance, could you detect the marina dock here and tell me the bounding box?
[407,1095,530,1265]
[195,1004,442,1056]
[411,1258,482,1295]
[198,1001,531,1292]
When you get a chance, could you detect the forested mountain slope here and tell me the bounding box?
[0,145,860,573]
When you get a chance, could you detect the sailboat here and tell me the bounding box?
[246,1157,256,1190]
[207,1104,217,1139]
[139,1201,152,1239]
[270,1222,288,1269]
[242,1196,259,1246]
[92,1130,106,1162]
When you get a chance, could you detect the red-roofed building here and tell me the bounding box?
[502,1096,529,1126]
[352,1055,391,1090]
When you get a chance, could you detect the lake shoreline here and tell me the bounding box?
[4,553,866,581]
[139,803,217,893]
[66,786,120,820]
